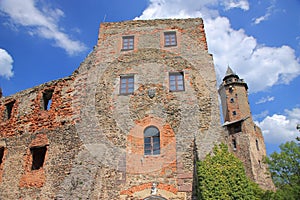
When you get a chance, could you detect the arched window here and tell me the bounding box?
[144,196,167,200]
[144,126,160,155]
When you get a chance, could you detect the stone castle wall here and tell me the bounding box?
[0,18,271,199]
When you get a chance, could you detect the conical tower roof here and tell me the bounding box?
[225,66,235,76]
[223,66,239,81]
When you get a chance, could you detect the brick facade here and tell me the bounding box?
[0,18,273,199]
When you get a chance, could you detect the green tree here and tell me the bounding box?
[197,143,262,200]
[266,141,300,199]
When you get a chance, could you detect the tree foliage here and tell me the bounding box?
[265,141,300,199]
[197,143,262,200]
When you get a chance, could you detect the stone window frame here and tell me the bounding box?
[169,72,185,92]
[144,126,160,156]
[164,31,177,47]
[4,100,15,121]
[122,35,134,51]
[119,75,134,95]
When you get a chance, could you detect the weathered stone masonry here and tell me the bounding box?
[0,18,273,199]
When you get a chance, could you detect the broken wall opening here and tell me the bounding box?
[30,146,47,170]
[42,89,54,110]
[4,100,15,120]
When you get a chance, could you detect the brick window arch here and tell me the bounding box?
[144,126,160,155]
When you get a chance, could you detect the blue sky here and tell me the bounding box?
[0,0,299,154]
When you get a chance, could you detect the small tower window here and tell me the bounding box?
[120,75,134,95]
[256,139,259,151]
[169,72,185,92]
[30,146,47,170]
[122,36,134,50]
[42,89,54,110]
[232,111,237,116]
[0,147,4,165]
[230,98,234,103]
[164,31,177,46]
[232,139,237,151]
[144,126,160,155]
[4,100,15,120]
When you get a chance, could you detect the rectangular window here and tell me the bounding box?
[144,136,160,155]
[122,36,134,50]
[169,72,184,92]
[42,89,54,110]
[31,146,47,170]
[164,32,177,47]
[120,75,134,95]
[4,100,15,120]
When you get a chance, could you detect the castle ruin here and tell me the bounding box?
[0,18,274,199]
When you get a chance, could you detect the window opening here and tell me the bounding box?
[42,89,54,110]
[5,100,15,120]
[0,147,4,165]
[230,98,234,103]
[30,146,47,170]
[234,124,241,133]
[164,31,177,46]
[256,139,259,151]
[232,111,236,116]
[144,126,160,155]
[169,72,184,92]
[120,75,134,95]
[122,36,134,50]
[232,139,237,151]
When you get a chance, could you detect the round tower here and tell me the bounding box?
[218,66,275,190]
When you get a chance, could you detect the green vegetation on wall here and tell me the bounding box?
[196,143,263,200]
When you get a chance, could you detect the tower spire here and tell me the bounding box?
[225,66,235,76]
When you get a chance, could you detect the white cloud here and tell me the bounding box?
[0,0,87,55]
[0,48,14,79]
[136,0,220,20]
[256,108,300,144]
[137,0,300,93]
[253,110,269,120]
[223,0,249,11]
[252,0,276,25]
[255,96,275,104]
